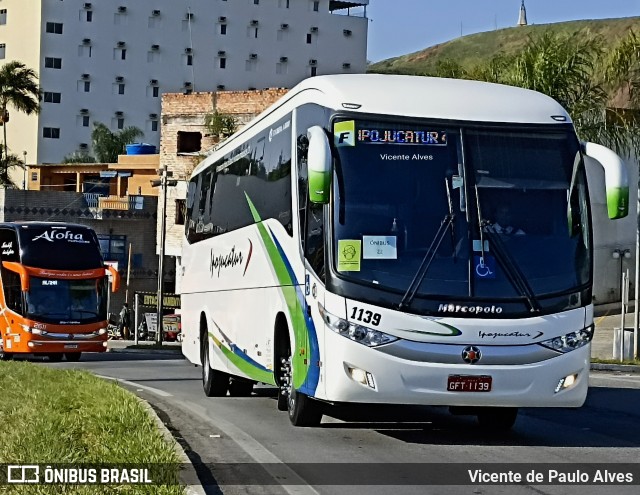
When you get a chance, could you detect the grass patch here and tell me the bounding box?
[591,358,640,366]
[0,361,184,494]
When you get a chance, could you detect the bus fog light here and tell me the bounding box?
[27,341,34,348]
[555,373,578,393]
[347,366,376,389]
[102,341,108,348]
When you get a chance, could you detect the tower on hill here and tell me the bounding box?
[518,0,528,26]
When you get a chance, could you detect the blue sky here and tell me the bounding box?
[366,0,640,62]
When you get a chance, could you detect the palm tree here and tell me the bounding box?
[0,61,40,160]
[0,152,25,188]
[91,122,143,163]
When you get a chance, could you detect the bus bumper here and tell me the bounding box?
[3,335,108,354]
[322,331,590,408]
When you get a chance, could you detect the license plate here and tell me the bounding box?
[64,344,79,349]
[447,375,492,392]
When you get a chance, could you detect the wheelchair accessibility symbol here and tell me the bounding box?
[474,255,496,279]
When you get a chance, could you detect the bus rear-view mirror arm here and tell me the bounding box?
[307,126,332,204]
[582,141,629,220]
[105,265,121,293]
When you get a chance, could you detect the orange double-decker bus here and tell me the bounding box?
[0,222,119,361]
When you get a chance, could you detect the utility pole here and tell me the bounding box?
[151,164,176,345]
[22,150,27,190]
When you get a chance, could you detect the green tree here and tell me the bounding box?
[0,152,25,188]
[62,151,97,164]
[91,122,143,163]
[204,111,238,138]
[0,61,40,162]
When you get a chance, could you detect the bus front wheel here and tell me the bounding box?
[65,352,82,362]
[477,407,518,431]
[202,335,229,397]
[288,387,323,427]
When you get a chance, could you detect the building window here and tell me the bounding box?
[121,48,127,60]
[117,118,124,129]
[175,199,186,225]
[84,80,91,92]
[220,23,227,35]
[0,9,7,25]
[313,1,319,11]
[82,115,90,127]
[306,33,312,44]
[118,83,125,95]
[86,10,93,22]
[45,22,63,34]
[311,66,317,77]
[43,127,60,139]
[43,92,61,103]
[31,172,37,181]
[152,86,159,97]
[186,54,193,66]
[0,44,5,59]
[177,131,202,153]
[219,57,226,69]
[98,235,127,266]
[45,57,62,69]
[151,120,158,132]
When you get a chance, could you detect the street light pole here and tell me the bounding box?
[22,150,27,190]
[156,164,168,345]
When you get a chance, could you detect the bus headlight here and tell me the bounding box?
[318,304,398,347]
[539,324,594,353]
[20,325,44,335]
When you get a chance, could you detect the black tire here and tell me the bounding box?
[477,407,518,431]
[288,387,323,427]
[202,335,229,397]
[228,377,254,397]
[64,352,82,362]
[47,353,63,362]
[0,347,12,361]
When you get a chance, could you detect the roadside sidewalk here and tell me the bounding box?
[592,305,640,372]
[107,339,183,355]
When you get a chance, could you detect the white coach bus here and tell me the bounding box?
[181,74,628,428]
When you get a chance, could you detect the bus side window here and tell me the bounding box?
[1,269,23,315]
[305,203,325,281]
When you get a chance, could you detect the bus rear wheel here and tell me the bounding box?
[477,407,518,431]
[65,352,82,362]
[202,335,229,397]
[229,377,254,397]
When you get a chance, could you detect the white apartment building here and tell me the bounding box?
[0,0,369,175]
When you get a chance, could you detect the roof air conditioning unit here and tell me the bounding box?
[280,23,289,30]
[149,79,158,85]
[217,85,226,91]
[342,62,351,69]
[82,38,91,45]
[115,76,124,82]
[115,111,124,116]
[248,86,256,90]
[79,143,89,150]
[309,59,317,66]
[279,56,288,63]
[80,108,89,115]
[81,73,90,80]
[117,41,126,47]
[152,10,161,16]
[185,12,194,20]
[343,29,352,36]
[151,44,159,51]
[83,3,92,9]
[185,47,193,54]
[117,6,127,13]
[310,26,318,33]
[149,113,158,119]
[184,81,193,87]
[217,50,226,56]
[249,53,258,60]
[250,19,259,26]
[218,16,227,23]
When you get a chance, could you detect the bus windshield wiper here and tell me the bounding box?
[399,180,455,311]
[474,185,540,313]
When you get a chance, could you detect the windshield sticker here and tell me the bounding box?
[474,255,496,279]
[358,129,447,146]
[334,120,355,147]
[363,236,397,260]
[472,240,489,252]
[337,239,361,271]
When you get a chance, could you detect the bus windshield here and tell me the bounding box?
[26,277,108,323]
[331,119,589,303]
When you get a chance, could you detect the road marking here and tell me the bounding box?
[96,375,173,397]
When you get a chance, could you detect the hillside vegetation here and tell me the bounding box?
[369,17,640,75]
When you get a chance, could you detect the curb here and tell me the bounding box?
[137,398,206,495]
[590,363,640,373]
[107,347,183,356]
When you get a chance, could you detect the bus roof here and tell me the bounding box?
[194,74,572,177]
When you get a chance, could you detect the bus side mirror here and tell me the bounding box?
[582,142,629,219]
[105,265,121,293]
[307,126,332,204]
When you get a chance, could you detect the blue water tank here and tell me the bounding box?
[126,143,157,155]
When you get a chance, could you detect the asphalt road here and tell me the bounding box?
[40,351,640,495]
